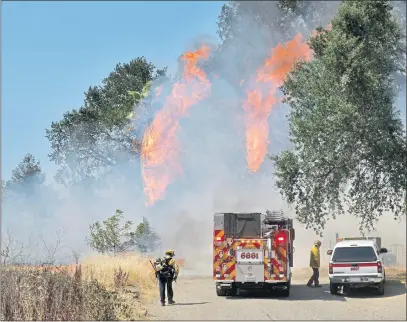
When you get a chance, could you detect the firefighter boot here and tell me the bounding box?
[168,300,175,305]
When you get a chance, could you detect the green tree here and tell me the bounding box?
[131,217,161,253]
[87,209,133,256]
[45,57,167,184]
[5,153,45,197]
[272,0,406,234]
[87,210,161,255]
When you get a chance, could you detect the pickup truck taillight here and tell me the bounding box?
[329,263,333,274]
[377,261,382,273]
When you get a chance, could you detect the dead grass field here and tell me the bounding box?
[0,253,159,320]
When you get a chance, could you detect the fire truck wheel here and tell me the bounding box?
[216,287,227,296]
[227,285,237,296]
[280,283,290,297]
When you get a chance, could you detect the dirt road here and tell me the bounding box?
[148,276,406,320]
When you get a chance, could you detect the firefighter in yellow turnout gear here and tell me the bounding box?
[154,250,179,306]
[307,240,322,287]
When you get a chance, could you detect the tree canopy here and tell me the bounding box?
[272,0,406,234]
[87,210,160,255]
[131,217,161,253]
[45,57,167,185]
[3,153,45,198]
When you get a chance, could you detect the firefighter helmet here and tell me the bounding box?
[165,250,175,257]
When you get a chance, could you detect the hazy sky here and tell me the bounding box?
[2,1,224,180]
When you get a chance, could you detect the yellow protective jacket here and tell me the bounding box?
[309,246,321,268]
[167,258,180,277]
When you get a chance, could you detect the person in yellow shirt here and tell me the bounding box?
[307,240,322,287]
[154,250,179,306]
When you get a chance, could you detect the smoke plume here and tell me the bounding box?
[2,1,405,275]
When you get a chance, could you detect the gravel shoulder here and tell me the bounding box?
[148,275,406,320]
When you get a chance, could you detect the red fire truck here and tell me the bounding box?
[213,210,295,297]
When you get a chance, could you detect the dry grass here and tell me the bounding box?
[0,253,159,321]
[81,253,157,302]
[385,266,407,283]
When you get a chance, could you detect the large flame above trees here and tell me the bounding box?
[140,45,211,206]
[243,33,312,173]
[139,31,317,206]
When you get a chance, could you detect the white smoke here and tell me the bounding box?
[2,1,405,275]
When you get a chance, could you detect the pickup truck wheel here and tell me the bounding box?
[376,281,385,296]
[330,282,338,295]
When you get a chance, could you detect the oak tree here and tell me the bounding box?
[45,57,167,184]
[272,0,406,233]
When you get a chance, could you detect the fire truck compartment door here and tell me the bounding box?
[235,262,265,283]
[235,249,264,283]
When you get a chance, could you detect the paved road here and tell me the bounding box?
[148,276,406,320]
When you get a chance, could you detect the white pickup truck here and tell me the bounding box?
[327,238,388,295]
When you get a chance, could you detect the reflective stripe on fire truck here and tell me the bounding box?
[213,231,235,281]
[214,237,265,281]
[264,235,288,281]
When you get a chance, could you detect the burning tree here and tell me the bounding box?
[45,58,167,185]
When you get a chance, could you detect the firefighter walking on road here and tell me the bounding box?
[307,240,322,287]
[153,250,179,306]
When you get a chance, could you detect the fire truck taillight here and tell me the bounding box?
[377,261,382,273]
[275,231,287,244]
[329,263,333,274]
[216,237,222,241]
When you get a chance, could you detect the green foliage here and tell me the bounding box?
[9,153,45,185]
[45,58,167,184]
[272,0,406,234]
[3,154,45,198]
[131,217,161,253]
[87,210,160,255]
[278,0,301,12]
[128,80,153,103]
[87,209,133,256]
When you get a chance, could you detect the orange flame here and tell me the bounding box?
[243,33,312,172]
[141,45,211,206]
